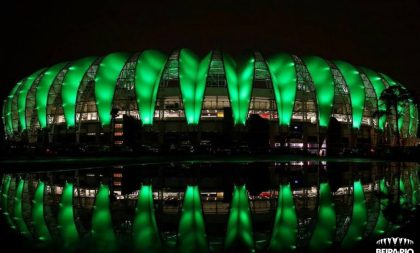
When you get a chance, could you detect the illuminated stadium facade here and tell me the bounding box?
[2,50,418,149]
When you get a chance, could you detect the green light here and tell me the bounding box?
[179,49,212,124]
[95,52,130,126]
[135,50,167,125]
[373,179,390,236]
[224,184,255,251]
[309,182,336,252]
[342,180,367,248]
[13,178,30,236]
[1,175,15,228]
[409,103,416,137]
[58,182,79,248]
[410,172,419,207]
[303,56,335,127]
[133,184,162,253]
[360,68,386,130]
[334,61,366,129]
[91,184,117,252]
[36,62,68,128]
[17,69,46,131]
[62,57,97,127]
[223,53,255,126]
[266,54,297,126]
[5,80,24,134]
[269,183,297,252]
[178,185,209,253]
[399,178,408,207]
[32,181,52,242]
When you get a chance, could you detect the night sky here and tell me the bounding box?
[2,0,420,102]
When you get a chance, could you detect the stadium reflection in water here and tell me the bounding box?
[1,161,419,252]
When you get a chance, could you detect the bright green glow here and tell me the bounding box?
[178,185,209,253]
[18,69,45,131]
[36,62,68,128]
[409,103,416,137]
[5,81,23,133]
[373,179,390,236]
[266,54,297,126]
[309,182,336,252]
[179,49,212,124]
[32,181,52,242]
[269,184,297,252]
[58,182,79,248]
[399,178,409,207]
[135,50,167,125]
[1,175,14,228]
[62,57,96,127]
[360,68,386,130]
[91,184,117,252]
[95,52,130,126]
[334,61,365,129]
[224,184,254,251]
[303,56,335,127]
[223,53,255,126]
[410,172,419,206]
[342,180,367,248]
[13,179,30,236]
[133,185,162,253]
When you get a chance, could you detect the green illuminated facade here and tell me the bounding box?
[3,50,418,146]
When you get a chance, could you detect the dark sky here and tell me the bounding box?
[2,0,420,101]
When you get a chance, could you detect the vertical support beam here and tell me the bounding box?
[179,49,212,125]
[223,53,255,126]
[266,53,297,126]
[1,175,14,228]
[36,62,68,128]
[135,50,167,125]
[95,52,130,126]
[62,57,97,128]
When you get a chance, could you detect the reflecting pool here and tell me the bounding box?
[1,161,419,252]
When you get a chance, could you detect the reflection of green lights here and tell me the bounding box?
[266,54,296,126]
[178,185,209,253]
[269,183,297,252]
[309,182,336,252]
[1,175,15,228]
[91,184,117,252]
[36,62,68,128]
[18,69,45,131]
[360,68,386,130]
[223,53,254,126]
[62,57,97,127]
[373,179,390,236]
[32,181,52,242]
[225,184,254,252]
[334,61,365,129]
[13,179,30,236]
[133,185,162,253]
[342,180,367,248]
[58,182,79,248]
[95,52,130,126]
[135,50,167,125]
[179,49,212,124]
[303,56,334,127]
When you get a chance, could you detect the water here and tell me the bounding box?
[0,160,419,252]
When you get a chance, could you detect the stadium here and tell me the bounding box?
[2,49,418,153]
